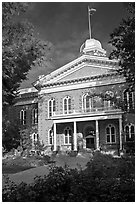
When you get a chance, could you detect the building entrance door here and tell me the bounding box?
[86,136,94,148]
[85,126,95,149]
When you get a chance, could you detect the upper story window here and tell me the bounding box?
[83,93,93,112]
[32,108,38,124]
[64,127,72,144]
[63,96,71,114]
[20,109,26,125]
[106,124,116,143]
[83,94,104,111]
[123,90,134,111]
[48,129,53,145]
[125,124,135,142]
[48,98,56,117]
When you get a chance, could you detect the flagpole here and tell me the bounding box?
[88,6,92,39]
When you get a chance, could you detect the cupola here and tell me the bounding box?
[80,38,106,57]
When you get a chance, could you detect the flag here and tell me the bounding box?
[88,7,96,16]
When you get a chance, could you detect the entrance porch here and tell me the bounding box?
[52,114,123,152]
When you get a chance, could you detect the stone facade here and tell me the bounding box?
[8,38,135,153]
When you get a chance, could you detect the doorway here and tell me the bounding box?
[85,126,95,149]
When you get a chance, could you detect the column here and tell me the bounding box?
[74,121,77,151]
[53,122,57,151]
[96,120,99,150]
[119,117,123,150]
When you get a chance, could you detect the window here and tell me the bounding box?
[63,96,71,114]
[125,124,135,142]
[129,92,134,110]
[106,124,116,143]
[48,129,53,145]
[48,99,56,117]
[123,90,134,111]
[83,94,93,112]
[32,133,39,144]
[64,127,72,144]
[20,109,26,125]
[83,94,104,111]
[32,108,38,124]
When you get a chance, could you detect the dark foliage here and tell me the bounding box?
[2,2,52,108]
[2,120,21,152]
[3,152,135,202]
[109,3,135,91]
[2,2,53,151]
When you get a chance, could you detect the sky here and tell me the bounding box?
[19,2,129,89]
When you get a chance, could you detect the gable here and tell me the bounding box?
[56,65,113,82]
[34,54,119,88]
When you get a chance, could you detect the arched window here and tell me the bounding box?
[32,108,38,124]
[20,109,26,125]
[32,133,39,145]
[106,124,116,143]
[48,129,53,145]
[125,124,135,142]
[64,127,72,144]
[82,93,93,112]
[48,99,56,117]
[63,96,71,114]
[123,90,134,111]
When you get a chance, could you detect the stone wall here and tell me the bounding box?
[38,81,126,147]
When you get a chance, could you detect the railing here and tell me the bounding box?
[52,106,121,117]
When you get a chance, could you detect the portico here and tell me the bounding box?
[53,112,123,152]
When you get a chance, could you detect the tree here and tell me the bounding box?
[109,3,135,91]
[2,2,53,109]
[2,3,53,151]
[2,120,21,151]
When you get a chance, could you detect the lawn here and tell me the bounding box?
[3,165,34,174]
[2,151,135,202]
[2,152,92,185]
[2,155,51,174]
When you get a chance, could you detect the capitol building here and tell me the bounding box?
[8,37,135,154]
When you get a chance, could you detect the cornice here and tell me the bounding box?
[17,92,38,100]
[34,55,119,89]
[40,72,120,89]
[44,57,119,83]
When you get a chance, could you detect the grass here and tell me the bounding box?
[2,155,50,174]
[2,152,92,175]
[3,165,34,174]
[2,152,92,185]
[2,152,135,202]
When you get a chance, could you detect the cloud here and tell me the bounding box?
[19,2,126,89]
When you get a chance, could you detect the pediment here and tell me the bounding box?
[55,65,113,83]
[34,55,119,88]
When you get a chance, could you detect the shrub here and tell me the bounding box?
[2,121,20,151]
[2,152,135,202]
[68,150,78,157]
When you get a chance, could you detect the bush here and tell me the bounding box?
[2,152,135,202]
[68,150,78,157]
[2,121,20,151]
